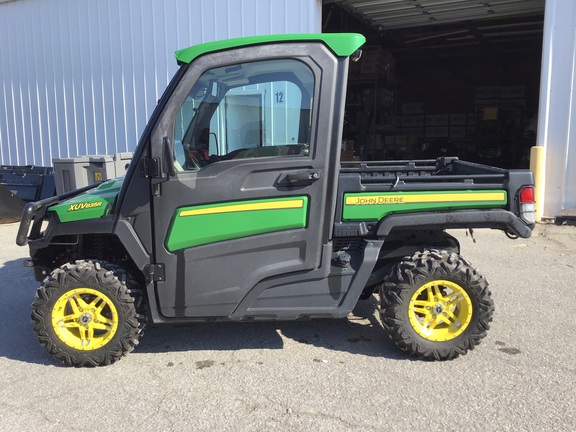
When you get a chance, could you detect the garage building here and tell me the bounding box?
[0,0,574,218]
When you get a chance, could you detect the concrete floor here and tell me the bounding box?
[1,222,575,431]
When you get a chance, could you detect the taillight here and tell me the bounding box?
[518,186,536,224]
[520,186,534,204]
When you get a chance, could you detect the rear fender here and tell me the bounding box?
[375,209,533,239]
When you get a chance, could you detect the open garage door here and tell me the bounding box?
[323,0,545,170]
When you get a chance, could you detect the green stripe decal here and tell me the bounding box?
[166,196,309,251]
[342,190,507,221]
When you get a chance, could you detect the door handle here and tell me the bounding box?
[281,170,321,185]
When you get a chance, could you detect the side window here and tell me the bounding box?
[173,59,314,171]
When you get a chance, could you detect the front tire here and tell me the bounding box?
[31,260,147,367]
[380,250,494,360]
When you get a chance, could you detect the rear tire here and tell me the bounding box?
[31,260,147,367]
[380,250,493,360]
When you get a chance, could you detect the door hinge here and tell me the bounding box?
[140,157,161,178]
[145,263,165,283]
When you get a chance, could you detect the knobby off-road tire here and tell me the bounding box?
[380,250,494,360]
[31,260,147,367]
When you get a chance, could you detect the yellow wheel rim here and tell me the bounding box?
[408,280,473,342]
[51,288,119,350]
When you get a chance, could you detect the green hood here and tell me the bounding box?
[50,178,125,222]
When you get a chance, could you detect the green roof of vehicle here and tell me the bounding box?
[174,33,366,64]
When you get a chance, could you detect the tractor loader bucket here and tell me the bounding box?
[0,184,25,224]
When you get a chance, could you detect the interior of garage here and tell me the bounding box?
[323,0,545,169]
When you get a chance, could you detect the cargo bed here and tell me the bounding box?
[334,157,534,238]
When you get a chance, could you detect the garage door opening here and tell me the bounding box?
[323,1,545,169]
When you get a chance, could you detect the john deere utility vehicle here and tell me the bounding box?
[16,33,536,366]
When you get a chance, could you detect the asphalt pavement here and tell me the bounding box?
[1,221,575,432]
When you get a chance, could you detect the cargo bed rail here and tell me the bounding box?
[340,157,509,186]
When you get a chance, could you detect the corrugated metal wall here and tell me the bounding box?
[0,0,321,167]
[537,0,576,217]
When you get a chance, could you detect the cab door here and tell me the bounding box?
[149,42,347,318]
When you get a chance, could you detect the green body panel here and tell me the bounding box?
[343,190,508,222]
[174,33,366,64]
[50,178,125,222]
[166,196,309,252]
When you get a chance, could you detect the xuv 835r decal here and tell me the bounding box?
[166,196,309,251]
[342,190,507,221]
[67,201,103,212]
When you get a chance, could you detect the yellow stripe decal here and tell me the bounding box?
[179,199,305,217]
[345,192,506,206]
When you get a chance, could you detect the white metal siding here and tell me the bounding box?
[537,0,576,217]
[0,0,321,167]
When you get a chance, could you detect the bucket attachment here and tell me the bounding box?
[0,184,25,224]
